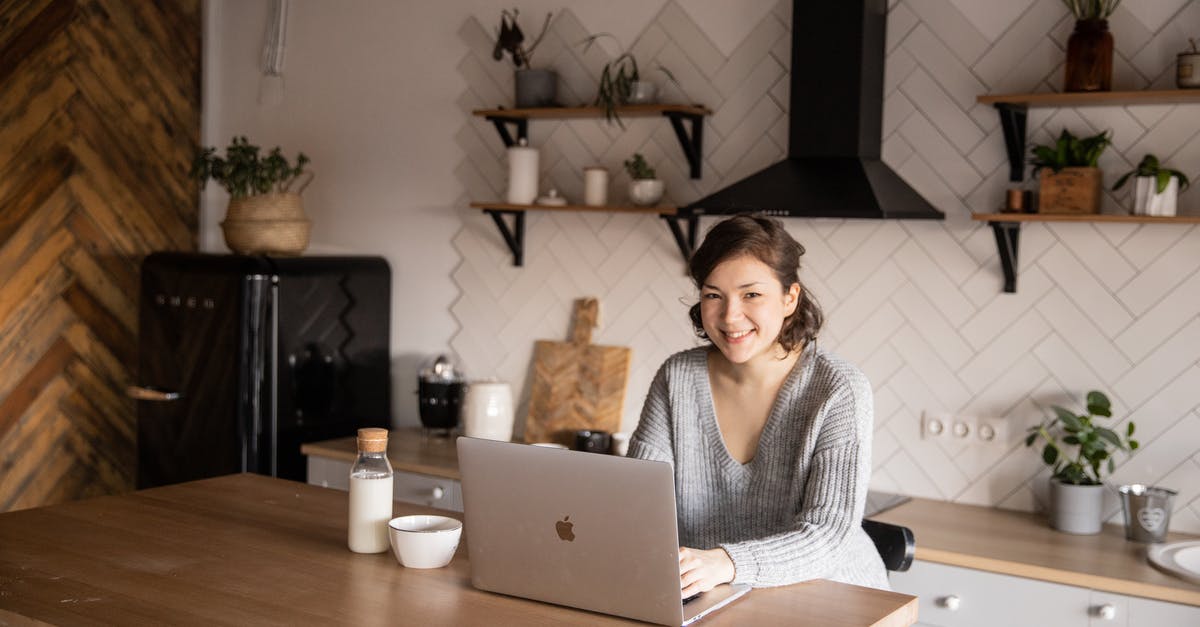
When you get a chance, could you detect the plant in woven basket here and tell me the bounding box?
[190,136,311,199]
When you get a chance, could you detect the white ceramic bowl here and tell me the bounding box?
[388,515,462,569]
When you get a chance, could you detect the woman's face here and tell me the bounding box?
[699,254,800,366]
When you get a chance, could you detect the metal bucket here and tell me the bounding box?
[1119,484,1177,542]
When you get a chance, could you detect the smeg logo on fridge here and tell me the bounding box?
[154,294,216,310]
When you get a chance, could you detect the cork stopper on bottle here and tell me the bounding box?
[357,428,388,453]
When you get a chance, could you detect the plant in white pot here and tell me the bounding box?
[191,136,312,255]
[1112,154,1191,217]
[1024,391,1139,534]
[624,153,663,207]
[493,8,555,108]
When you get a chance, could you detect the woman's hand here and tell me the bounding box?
[678,546,735,597]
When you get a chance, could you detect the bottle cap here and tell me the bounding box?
[357,428,388,453]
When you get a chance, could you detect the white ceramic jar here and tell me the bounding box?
[583,167,609,206]
[462,381,514,442]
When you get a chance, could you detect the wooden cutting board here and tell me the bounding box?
[523,298,631,446]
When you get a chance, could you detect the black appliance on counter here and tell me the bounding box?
[133,253,391,488]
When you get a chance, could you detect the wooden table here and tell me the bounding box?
[0,474,917,625]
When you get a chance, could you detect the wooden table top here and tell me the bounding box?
[0,474,917,626]
[873,497,1200,606]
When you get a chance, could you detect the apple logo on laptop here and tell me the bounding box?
[555,516,575,541]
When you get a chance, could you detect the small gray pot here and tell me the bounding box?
[1049,479,1105,534]
[515,69,557,108]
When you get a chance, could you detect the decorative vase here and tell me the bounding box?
[1049,479,1105,535]
[1064,19,1113,92]
[221,192,311,255]
[628,179,664,206]
[1038,167,1101,214]
[462,381,514,442]
[1132,176,1179,217]
[515,69,557,108]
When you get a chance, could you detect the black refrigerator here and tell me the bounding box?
[134,253,391,488]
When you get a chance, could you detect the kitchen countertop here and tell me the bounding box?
[872,496,1200,606]
[0,474,918,626]
[302,427,460,478]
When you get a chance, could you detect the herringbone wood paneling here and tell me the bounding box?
[0,0,199,511]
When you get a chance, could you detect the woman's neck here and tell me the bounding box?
[709,343,802,386]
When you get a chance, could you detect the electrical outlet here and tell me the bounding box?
[921,412,1008,448]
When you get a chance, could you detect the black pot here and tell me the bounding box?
[418,380,465,430]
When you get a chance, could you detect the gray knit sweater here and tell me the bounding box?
[628,345,889,590]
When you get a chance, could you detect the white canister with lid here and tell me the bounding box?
[462,380,514,442]
[506,139,539,204]
[583,167,609,206]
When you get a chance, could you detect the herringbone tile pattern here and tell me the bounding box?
[453,0,1200,532]
[0,0,200,511]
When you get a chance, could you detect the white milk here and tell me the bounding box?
[348,475,393,553]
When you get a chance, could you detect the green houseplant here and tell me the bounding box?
[623,153,663,206]
[1112,154,1191,217]
[1025,390,1138,534]
[191,136,313,255]
[581,34,677,128]
[1029,129,1111,214]
[492,8,555,107]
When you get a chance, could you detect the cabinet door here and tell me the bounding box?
[890,561,1091,627]
[307,456,351,490]
[1125,594,1200,626]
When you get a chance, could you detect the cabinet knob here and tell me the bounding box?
[937,595,961,611]
[1092,604,1116,620]
[429,486,445,500]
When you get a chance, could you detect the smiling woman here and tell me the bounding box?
[628,214,888,596]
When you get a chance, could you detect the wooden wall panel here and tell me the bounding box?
[0,0,199,511]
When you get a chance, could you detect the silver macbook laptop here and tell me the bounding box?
[457,437,750,626]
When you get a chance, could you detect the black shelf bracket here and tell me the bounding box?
[994,103,1028,182]
[484,115,529,148]
[989,220,1021,293]
[484,210,525,266]
[661,213,699,262]
[664,111,705,179]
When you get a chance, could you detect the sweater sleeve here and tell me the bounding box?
[721,371,874,587]
[627,359,675,464]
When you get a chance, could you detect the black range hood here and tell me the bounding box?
[685,0,944,220]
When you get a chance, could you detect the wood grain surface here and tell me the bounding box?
[0,474,918,626]
[524,299,631,446]
[0,0,200,512]
[873,496,1200,606]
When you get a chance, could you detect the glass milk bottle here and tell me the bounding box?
[348,428,393,553]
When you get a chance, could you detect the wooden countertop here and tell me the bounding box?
[873,497,1200,606]
[0,474,917,625]
[302,428,462,479]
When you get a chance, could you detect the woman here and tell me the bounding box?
[628,215,888,596]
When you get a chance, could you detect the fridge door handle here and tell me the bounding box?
[126,386,182,402]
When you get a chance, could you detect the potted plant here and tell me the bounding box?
[1061,0,1120,92]
[624,153,664,207]
[1029,128,1111,214]
[581,34,677,128]
[1024,390,1138,534]
[1112,154,1191,217]
[1179,38,1200,88]
[492,8,554,108]
[191,136,313,255]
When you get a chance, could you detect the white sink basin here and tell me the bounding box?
[1148,540,1200,585]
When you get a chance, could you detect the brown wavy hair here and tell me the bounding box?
[687,214,822,354]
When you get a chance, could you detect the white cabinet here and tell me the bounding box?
[305,455,463,512]
[890,561,1199,627]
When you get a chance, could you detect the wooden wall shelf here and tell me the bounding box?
[472,104,711,179]
[971,212,1200,293]
[470,202,698,266]
[976,89,1200,182]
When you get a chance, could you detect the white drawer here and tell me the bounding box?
[890,561,1091,627]
[393,470,462,512]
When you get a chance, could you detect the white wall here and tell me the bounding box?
[205,0,1200,532]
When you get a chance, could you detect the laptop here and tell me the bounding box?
[456,436,750,626]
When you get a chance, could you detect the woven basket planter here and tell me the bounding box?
[221,192,311,255]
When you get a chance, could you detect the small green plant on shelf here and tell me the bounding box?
[1029,129,1112,175]
[624,153,656,180]
[190,136,310,199]
[1112,154,1191,194]
[1024,390,1138,485]
[1060,0,1122,20]
[580,34,677,128]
